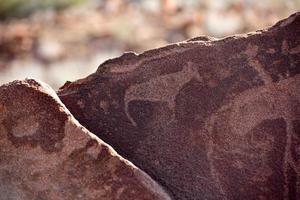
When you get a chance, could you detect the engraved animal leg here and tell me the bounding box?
[124,100,137,127]
[166,97,176,124]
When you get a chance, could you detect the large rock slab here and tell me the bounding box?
[0,79,171,200]
[58,12,300,200]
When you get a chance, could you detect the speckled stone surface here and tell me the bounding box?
[0,79,171,200]
[58,12,300,200]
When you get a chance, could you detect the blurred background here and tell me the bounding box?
[0,0,299,89]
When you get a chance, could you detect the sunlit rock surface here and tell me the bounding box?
[58,12,300,200]
[0,79,171,200]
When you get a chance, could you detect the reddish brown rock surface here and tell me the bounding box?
[58,12,300,200]
[0,79,171,200]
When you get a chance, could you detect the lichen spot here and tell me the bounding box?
[266,48,276,54]
[290,45,300,55]
[232,160,244,169]
[115,187,125,199]
[77,100,85,109]
[110,64,138,73]
[86,144,101,159]
[99,100,109,113]
[207,79,218,87]
[281,40,289,55]
[245,44,259,57]
[12,116,39,137]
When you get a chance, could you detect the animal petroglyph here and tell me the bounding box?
[57,13,300,200]
[205,75,300,198]
[124,62,201,126]
[245,44,273,84]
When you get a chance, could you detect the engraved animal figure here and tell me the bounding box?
[205,75,300,198]
[124,62,202,126]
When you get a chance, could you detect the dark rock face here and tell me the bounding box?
[0,79,171,200]
[58,13,300,200]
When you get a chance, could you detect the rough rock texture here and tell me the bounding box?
[0,79,171,200]
[58,12,300,200]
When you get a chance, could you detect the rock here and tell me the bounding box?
[0,79,171,200]
[58,12,300,200]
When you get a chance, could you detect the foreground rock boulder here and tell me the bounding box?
[58,12,300,200]
[0,79,171,200]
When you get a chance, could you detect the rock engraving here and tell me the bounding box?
[58,12,300,200]
[124,62,201,126]
[205,75,300,199]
